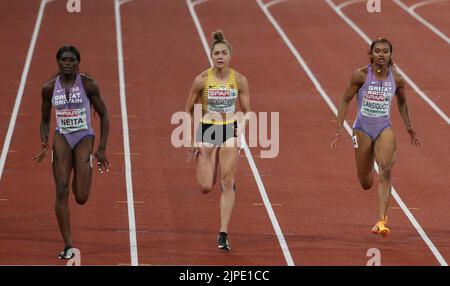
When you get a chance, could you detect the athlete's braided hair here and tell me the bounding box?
[210,30,232,56]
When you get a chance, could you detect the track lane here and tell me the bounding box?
[118,0,286,265]
[255,0,445,265]
[335,0,450,115]
[0,0,131,265]
[0,0,41,145]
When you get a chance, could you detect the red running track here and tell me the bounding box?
[0,0,448,265]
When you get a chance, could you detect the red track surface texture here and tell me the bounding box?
[0,0,448,266]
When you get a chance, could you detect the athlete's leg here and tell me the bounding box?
[218,137,239,233]
[72,136,94,205]
[353,129,375,190]
[196,144,219,193]
[374,128,396,221]
[52,133,73,248]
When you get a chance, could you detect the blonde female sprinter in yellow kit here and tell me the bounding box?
[185,31,250,251]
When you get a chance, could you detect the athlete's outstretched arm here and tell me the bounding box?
[185,75,203,121]
[331,69,364,147]
[395,73,420,146]
[32,83,53,163]
[237,74,250,135]
[85,78,110,172]
[184,74,203,162]
[237,74,250,114]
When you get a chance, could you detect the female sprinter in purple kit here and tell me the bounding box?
[33,45,110,258]
[331,38,420,237]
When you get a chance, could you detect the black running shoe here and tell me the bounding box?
[218,232,230,251]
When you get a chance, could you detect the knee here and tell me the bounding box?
[379,164,392,181]
[358,175,373,190]
[221,175,234,192]
[55,185,69,202]
[74,189,89,205]
[361,182,372,190]
[199,184,213,194]
[75,195,88,205]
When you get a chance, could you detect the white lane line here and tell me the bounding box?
[259,0,448,266]
[337,0,366,10]
[410,0,450,11]
[118,0,134,5]
[394,0,450,45]
[265,0,289,9]
[388,172,447,266]
[186,0,213,64]
[0,0,47,184]
[186,0,295,266]
[257,0,351,132]
[192,0,211,7]
[326,0,450,125]
[114,0,139,266]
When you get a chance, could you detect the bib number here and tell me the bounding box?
[57,108,88,134]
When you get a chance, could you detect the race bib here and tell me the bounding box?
[56,108,88,134]
[361,85,393,118]
[207,86,238,114]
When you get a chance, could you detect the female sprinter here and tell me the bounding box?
[33,45,110,258]
[185,31,250,251]
[331,38,420,237]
